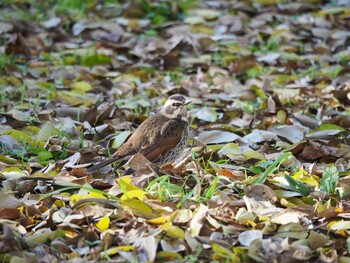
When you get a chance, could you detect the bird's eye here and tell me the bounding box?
[172,102,181,107]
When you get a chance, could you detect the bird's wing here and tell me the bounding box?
[139,119,187,162]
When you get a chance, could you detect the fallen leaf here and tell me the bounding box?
[189,204,208,237]
[238,230,263,247]
[96,216,110,231]
[120,199,159,219]
[198,130,240,144]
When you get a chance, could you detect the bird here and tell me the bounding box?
[86,94,191,173]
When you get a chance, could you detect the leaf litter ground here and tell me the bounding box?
[0,0,350,262]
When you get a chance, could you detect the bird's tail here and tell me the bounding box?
[86,157,118,173]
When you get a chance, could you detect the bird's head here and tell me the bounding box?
[161,94,191,121]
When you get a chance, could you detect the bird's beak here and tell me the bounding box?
[184,99,192,105]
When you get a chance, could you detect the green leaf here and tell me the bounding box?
[320,165,339,194]
[250,152,293,184]
[81,54,111,67]
[37,150,53,161]
[317,123,345,131]
[203,176,218,199]
[284,174,311,196]
[249,166,262,174]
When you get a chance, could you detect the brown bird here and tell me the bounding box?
[86,94,191,173]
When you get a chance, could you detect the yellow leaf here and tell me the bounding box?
[54,199,65,208]
[1,167,29,178]
[67,252,80,259]
[269,28,291,41]
[70,192,106,206]
[128,19,140,30]
[0,154,20,165]
[317,7,348,16]
[64,56,78,64]
[96,216,110,231]
[299,176,319,187]
[277,110,286,124]
[71,81,92,93]
[292,170,319,187]
[2,129,45,148]
[22,125,41,135]
[292,169,304,179]
[242,150,265,161]
[118,177,131,184]
[285,197,306,206]
[191,24,214,34]
[101,246,135,258]
[147,216,167,225]
[7,76,22,86]
[212,243,240,262]
[57,91,93,107]
[70,194,83,205]
[120,190,147,201]
[166,226,185,239]
[156,251,183,261]
[218,143,240,155]
[206,144,225,152]
[256,0,278,5]
[117,177,141,191]
[86,192,107,199]
[246,220,257,228]
[160,222,172,230]
[120,199,159,219]
[64,230,78,238]
[280,198,296,208]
